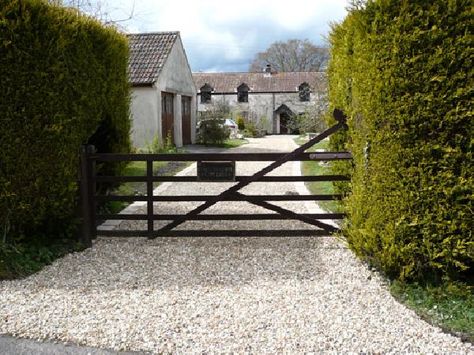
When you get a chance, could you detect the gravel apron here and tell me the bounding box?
[0,136,471,354]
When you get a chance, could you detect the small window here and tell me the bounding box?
[237,83,249,103]
[298,82,311,102]
[200,83,213,104]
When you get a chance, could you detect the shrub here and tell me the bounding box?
[197,119,230,145]
[242,121,258,138]
[297,103,328,134]
[144,132,176,153]
[0,0,130,245]
[236,116,246,130]
[257,116,270,134]
[327,0,473,281]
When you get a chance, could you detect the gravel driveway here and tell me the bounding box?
[0,135,472,353]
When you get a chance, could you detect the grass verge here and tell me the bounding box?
[102,160,190,215]
[294,135,342,212]
[390,281,474,343]
[0,236,82,280]
[198,138,248,149]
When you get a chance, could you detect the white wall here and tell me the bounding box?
[130,86,159,148]
[197,91,321,134]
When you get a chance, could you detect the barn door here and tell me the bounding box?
[181,96,192,145]
[161,92,174,143]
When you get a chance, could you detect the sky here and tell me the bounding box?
[99,0,349,72]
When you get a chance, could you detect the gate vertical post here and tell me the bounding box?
[80,145,95,248]
[146,160,154,238]
[88,146,97,239]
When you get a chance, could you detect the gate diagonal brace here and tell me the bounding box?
[151,115,347,239]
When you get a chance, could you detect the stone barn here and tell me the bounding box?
[193,66,326,134]
[128,32,197,148]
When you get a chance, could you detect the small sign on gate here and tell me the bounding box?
[197,161,235,182]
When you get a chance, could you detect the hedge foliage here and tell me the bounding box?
[327,0,473,281]
[0,0,130,242]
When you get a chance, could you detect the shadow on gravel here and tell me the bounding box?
[16,236,345,291]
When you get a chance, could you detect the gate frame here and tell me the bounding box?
[79,109,349,245]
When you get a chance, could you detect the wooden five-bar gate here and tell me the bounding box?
[79,110,350,247]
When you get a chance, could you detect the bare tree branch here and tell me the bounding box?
[249,39,329,72]
[59,0,136,28]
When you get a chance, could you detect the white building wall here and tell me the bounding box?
[197,91,320,134]
[130,86,159,148]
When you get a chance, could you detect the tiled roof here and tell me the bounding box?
[128,32,178,85]
[193,71,325,93]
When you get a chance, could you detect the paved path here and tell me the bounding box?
[0,334,143,355]
[0,136,472,354]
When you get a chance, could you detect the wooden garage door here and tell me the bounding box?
[161,92,174,143]
[181,96,192,145]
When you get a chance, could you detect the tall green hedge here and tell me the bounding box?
[0,0,130,241]
[327,0,473,281]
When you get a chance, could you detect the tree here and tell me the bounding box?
[249,39,329,72]
[197,101,231,145]
[54,0,136,26]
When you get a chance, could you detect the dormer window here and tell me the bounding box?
[298,82,311,102]
[200,83,213,104]
[237,83,249,103]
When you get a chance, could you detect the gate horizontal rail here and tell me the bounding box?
[98,229,331,238]
[95,175,350,183]
[90,152,352,162]
[98,213,346,221]
[96,194,343,202]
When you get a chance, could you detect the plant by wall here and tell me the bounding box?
[236,116,246,131]
[0,0,131,245]
[327,0,473,281]
[197,119,230,145]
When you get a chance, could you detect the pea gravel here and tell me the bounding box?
[0,136,472,354]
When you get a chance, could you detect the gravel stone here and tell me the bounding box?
[0,136,472,354]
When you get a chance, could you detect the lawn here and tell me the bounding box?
[103,160,189,214]
[198,138,248,149]
[391,281,474,342]
[294,135,342,212]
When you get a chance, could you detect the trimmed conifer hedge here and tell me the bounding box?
[327,0,473,281]
[0,0,130,242]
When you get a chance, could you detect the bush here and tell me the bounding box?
[144,132,177,153]
[327,0,473,281]
[197,119,230,145]
[242,121,258,138]
[0,0,130,246]
[236,116,245,130]
[297,105,328,134]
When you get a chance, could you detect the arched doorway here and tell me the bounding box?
[279,112,291,134]
[274,104,294,134]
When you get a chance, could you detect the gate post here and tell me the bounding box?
[146,160,154,239]
[80,145,95,248]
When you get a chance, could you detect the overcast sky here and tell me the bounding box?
[101,0,349,72]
